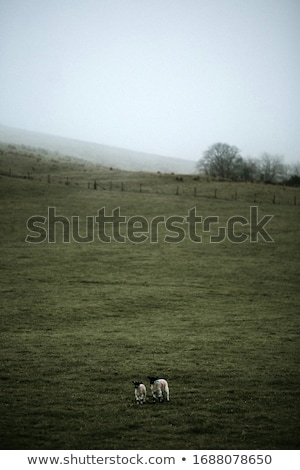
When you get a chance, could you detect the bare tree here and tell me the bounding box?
[259,153,285,183]
[197,143,242,180]
[285,162,300,186]
[290,162,300,176]
[240,157,260,182]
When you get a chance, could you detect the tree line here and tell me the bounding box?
[196,143,300,186]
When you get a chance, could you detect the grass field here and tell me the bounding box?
[0,146,300,450]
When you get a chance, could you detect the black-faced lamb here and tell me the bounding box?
[132,381,147,404]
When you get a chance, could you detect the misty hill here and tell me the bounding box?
[0,124,196,174]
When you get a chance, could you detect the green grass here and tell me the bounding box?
[0,146,300,449]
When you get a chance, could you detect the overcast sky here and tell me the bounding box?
[0,0,299,163]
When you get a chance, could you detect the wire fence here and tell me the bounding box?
[1,167,299,206]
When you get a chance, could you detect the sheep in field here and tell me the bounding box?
[132,381,147,404]
[148,376,170,402]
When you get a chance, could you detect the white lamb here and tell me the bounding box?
[132,381,147,404]
[148,376,170,402]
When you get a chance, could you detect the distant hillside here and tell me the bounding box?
[0,124,196,174]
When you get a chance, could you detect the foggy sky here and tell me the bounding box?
[0,0,299,163]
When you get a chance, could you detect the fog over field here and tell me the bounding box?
[0,124,196,173]
[0,0,299,164]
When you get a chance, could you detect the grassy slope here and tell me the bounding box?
[0,145,300,450]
